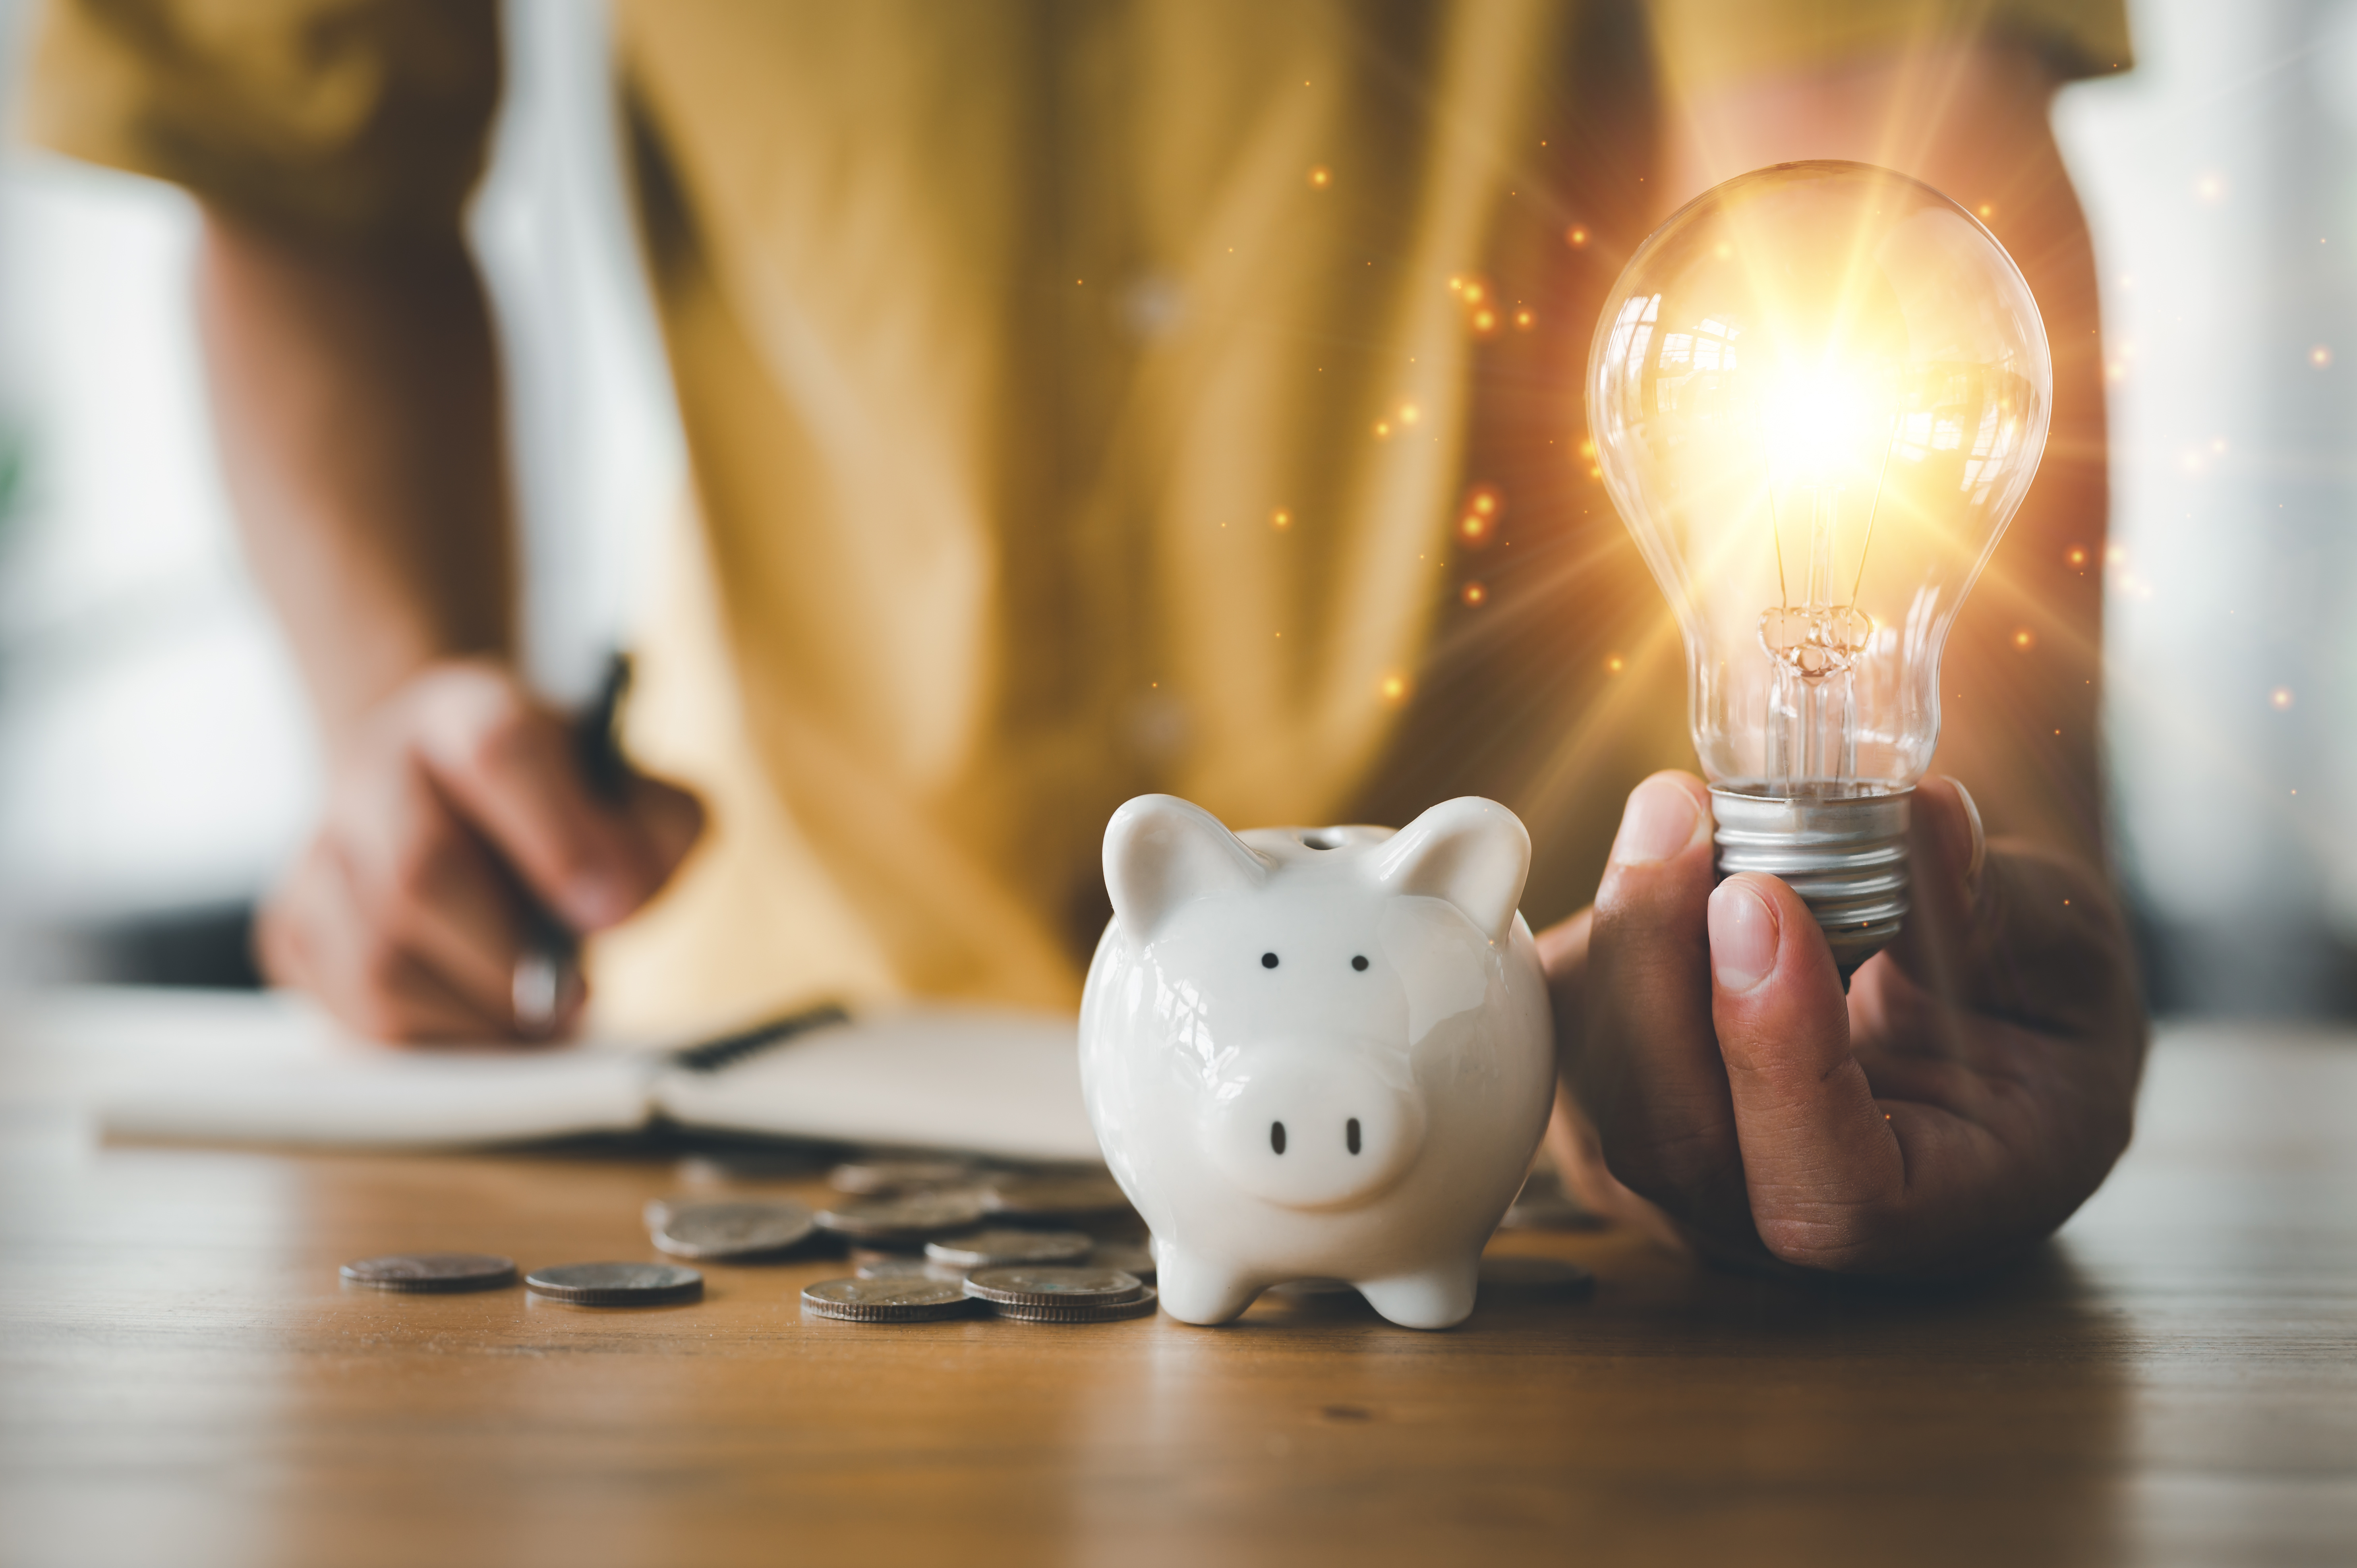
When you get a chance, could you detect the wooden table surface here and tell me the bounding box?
[2,1008,2353,1568]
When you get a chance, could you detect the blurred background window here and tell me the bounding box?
[1,0,2352,1013]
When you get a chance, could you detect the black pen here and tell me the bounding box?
[512,652,634,1038]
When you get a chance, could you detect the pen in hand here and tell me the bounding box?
[512,652,634,1039]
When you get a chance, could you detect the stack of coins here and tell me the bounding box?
[963,1266,1156,1323]
[800,1277,975,1323]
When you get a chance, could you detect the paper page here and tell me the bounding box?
[652,1004,1100,1163]
[33,987,661,1148]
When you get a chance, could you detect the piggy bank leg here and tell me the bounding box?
[1354,1255,1479,1330]
[1154,1245,1264,1325]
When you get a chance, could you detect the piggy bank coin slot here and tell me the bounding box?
[1351,955,1369,971]
[1347,1118,1362,1154]
[1301,830,1342,849]
[1271,1121,1288,1154]
[1261,951,1280,969]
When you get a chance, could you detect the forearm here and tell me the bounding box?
[1657,44,2109,863]
[197,210,516,756]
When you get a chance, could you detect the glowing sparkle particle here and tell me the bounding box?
[1713,241,1731,260]
[1977,203,1995,219]
[1457,514,1490,544]
[2066,545,2088,568]
[1514,308,1535,330]
[1379,675,1408,702]
[1605,655,1625,674]
[1577,437,1597,460]
[1399,403,1421,425]
[2272,687,2295,710]
[1462,281,1488,305]
[2313,345,2334,368]
[1565,226,1589,248]
[2013,628,2036,651]
[2195,173,2225,202]
[1460,581,1487,607]
[1373,421,1391,439]
[1471,309,1497,334]
[1469,488,1500,517]
[1308,166,1331,189]
[1271,508,1292,530]
[1448,276,1464,292]
[2106,544,2128,566]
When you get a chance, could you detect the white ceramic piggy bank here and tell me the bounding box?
[1079,794,1556,1330]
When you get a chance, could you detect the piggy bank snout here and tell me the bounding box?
[1207,1054,1427,1211]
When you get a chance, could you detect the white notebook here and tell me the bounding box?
[13,987,1100,1162]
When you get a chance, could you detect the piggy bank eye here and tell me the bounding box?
[1261,951,1279,969]
[1351,955,1369,972]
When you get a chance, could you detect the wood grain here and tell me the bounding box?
[1,1019,2353,1567]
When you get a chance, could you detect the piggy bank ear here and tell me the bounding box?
[1103,795,1270,940]
[1371,797,1531,944]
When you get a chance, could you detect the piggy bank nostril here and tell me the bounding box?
[1271,1121,1288,1155]
[1347,1118,1362,1155]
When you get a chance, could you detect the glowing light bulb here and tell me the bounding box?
[1587,162,2051,976]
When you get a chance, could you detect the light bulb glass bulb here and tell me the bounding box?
[1588,162,2051,974]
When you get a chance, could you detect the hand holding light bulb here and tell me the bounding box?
[1541,163,2146,1276]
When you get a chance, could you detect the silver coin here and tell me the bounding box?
[963,1265,1145,1307]
[828,1157,976,1195]
[652,1199,816,1260]
[800,1276,976,1322]
[340,1253,517,1293]
[524,1262,704,1306]
[855,1255,962,1281]
[816,1189,988,1239]
[923,1228,1094,1268]
[989,1286,1160,1323]
[1477,1255,1596,1296]
[982,1172,1132,1218]
[1084,1242,1157,1281]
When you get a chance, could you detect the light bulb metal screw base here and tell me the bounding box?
[1709,787,1911,982]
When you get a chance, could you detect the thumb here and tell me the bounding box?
[1707,872,1904,1264]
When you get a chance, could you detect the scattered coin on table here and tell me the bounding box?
[340,1253,517,1293]
[990,1286,1161,1323]
[524,1262,704,1306]
[924,1228,1094,1268]
[817,1189,989,1240]
[652,1199,816,1261]
[982,1172,1132,1220]
[1476,1256,1597,1297]
[801,1277,976,1322]
[963,1265,1145,1308]
[828,1158,976,1195]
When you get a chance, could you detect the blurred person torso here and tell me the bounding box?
[25,0,2128,1032]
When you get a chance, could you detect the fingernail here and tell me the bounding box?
[1610,775,1700,866]
[1945,776,1986,893]
[1708,880,1779,994]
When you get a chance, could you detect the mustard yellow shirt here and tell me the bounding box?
[24,0,2129,1033]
